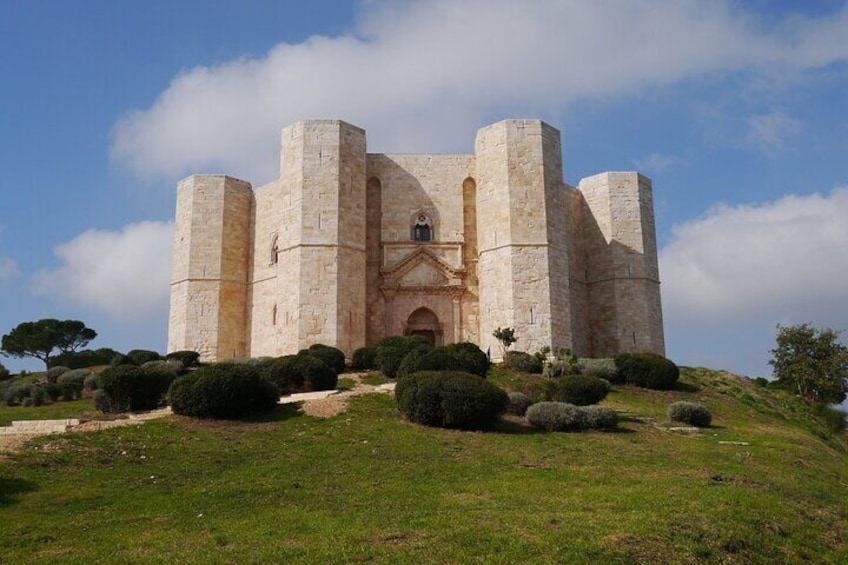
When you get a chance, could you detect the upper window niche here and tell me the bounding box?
[413,213,432,242]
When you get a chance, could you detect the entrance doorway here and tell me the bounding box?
[405,307,441,347]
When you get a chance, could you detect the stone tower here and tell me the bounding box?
[168,174,252,360]
[475,120,572,356]
[579,172,665,356]
[270,120,367,356]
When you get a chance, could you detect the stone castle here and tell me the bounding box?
[167,119,664,362]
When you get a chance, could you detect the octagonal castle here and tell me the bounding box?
[168,119,664,362]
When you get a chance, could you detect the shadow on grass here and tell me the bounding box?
[675,381,701,393]
[0,477,37,507]
[241,403,303,423]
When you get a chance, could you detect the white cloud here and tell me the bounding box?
[33,221,174,319]
[0,257,20,280]
[746,109,803,149]
[633,153,685,174]
[660,186,848,321]
[111,0,848,183]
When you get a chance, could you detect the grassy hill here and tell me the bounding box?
[1,366,846,563]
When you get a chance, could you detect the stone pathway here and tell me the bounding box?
[0,374,394,455]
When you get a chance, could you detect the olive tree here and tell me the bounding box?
[769,323,848,405]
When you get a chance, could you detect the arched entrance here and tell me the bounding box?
[405,307,442,346]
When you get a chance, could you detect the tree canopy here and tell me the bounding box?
[1,319,97,369]
[769,323,848,405]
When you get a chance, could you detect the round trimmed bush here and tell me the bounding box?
[504,351,543,374]
[352,346,378,370]
[96,365,176,413]
[165,350,201,367]
[614,353,679,390]
[57,369,90,400]
[126,349,162,366]
[395,345,433,379]
[581,405,619,430]
[507,391,533,416]
[526,402,587,431]
[3,382,36,406]
[260,354,337,394]
[395,371,508,430]
[168,363,279,419]
[543,360,579,378]
[546,375,610,406]
[0,362,10,381]
[577,358,617,380]
[375,346,406,378]
[142,359,185,375]
[46,366,70,383]
[668,401,712,427]
[444,342,489,378]
[301,344,346,375]
[83,373,99,393]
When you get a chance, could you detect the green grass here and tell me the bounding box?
[1,367,846,563]
[0,398,98,427]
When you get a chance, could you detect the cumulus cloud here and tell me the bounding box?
[660,186,848,321]
[33,221,174,319]
[111,0,848,182]
[746,109,803,149]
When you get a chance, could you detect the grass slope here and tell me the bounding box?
[1,367,846,564]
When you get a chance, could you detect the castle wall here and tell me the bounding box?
[565,185,590,357]
[168,175,252,361]
[475,120,571,358]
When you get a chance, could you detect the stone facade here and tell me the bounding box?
[168,119,665,361]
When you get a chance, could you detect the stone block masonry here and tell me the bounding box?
[169,119,664,362]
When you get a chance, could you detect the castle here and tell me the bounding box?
[167,119,664,362]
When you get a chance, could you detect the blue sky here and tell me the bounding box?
[1,0,847,380]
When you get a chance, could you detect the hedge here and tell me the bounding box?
[94,365,175,413]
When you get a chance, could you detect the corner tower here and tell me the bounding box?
[579,172,665,356]
[274,120,367,356]
[475,120,572,357]
[168,175,253,361]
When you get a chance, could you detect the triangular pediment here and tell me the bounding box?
[381,247,464,289]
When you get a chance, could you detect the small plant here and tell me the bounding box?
[168,363,279,419]
[492,327,517,356]
[503,351,543,374]
[351,346,378,370]
[614,353,679,390]
[546,375,610,406]
[526,402,587,431]
[395,371,508,430]
[668,401,712,427]
[506,391,533,416]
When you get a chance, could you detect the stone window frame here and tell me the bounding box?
[270,233,279,265]
[411,211,435,242]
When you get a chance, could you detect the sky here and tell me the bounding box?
[1,0,847,381]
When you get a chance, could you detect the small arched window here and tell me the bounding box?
[270,234,279,265]
[413,214,432,242]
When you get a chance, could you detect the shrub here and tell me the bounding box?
[301,344,346,375]
[83,373,99,393]
[110,354,130,366]
[26,384,46,407]
[126,349,162,366]
[581,405,619,430]
[546,375,610,406]
[56,369,90,401]
[444,342,489,378]
[504,351,543,374]
[614,353,680,390]
[43,382,61,402]
[507,391,533,416]
[375,346,406,378]
[526,402,587,431]
[816,405,847,435]
[96,365,175,413]
[668,401,712,427]
[0,362,9,381]
[577,358,617,380]
[398,345,488,379]
[142,359,185,375]
[165,350,201,367]
[395,371,508,430]
[377,335,430,350]
[168,363,279,419]
[543,359,579,378]
[46,366,70,383]
[2,382,33,406]
[351,346,378,370]
[260,354,337,394]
